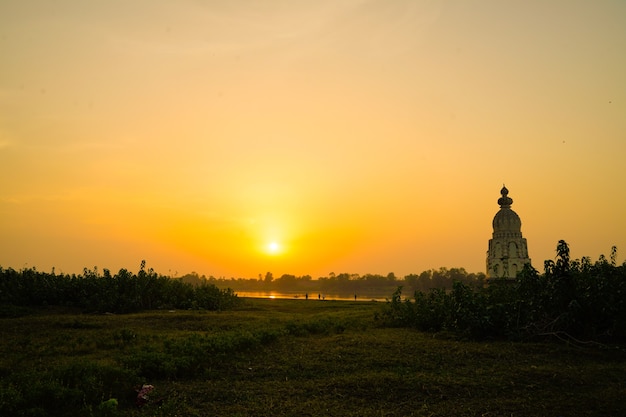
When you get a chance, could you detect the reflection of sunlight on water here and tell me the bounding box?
[235,291,387,302]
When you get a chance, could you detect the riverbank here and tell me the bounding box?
[1,298,624,416]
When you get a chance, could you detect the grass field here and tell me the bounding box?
[1,298,625,416]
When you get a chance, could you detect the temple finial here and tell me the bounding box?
[498,185,512,208]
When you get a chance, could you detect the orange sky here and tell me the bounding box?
[1,0,625,278]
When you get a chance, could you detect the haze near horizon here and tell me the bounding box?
[1,0,625,278]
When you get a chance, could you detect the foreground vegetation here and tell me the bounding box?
[0,261,240,314]
[1,240,625,415]
[1,298,625,416]
[384,241,626,344]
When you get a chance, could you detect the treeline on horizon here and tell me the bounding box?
[0,261,486,313]
[182,268,487,296]
[0,261,240,314]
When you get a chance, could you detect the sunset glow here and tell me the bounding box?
[1,1,625,278]
[266,242,281,256]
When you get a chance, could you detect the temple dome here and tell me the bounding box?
[492,208,522,233]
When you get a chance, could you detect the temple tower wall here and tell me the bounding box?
[486,186,531,279]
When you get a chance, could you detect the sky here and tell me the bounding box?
[1,0,625,279]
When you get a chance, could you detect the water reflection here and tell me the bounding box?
[235,291,386,302]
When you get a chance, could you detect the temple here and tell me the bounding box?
[486,185,531,279]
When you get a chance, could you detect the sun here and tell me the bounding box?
[266,241,282,255]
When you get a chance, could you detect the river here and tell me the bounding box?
[235,291,389,302]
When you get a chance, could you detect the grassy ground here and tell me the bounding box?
[1,299,625,416]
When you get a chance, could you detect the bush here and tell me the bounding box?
[0,362,138,417]
[122,328,283,379]
[382,241,626,344]
[0,264,240,314]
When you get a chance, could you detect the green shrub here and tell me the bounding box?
[122,350,178,379]
[0,264,240,314]
[121,328,284,379]
[382,241,626,344]
[0,362,137,417]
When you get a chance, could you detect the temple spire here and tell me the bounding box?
[497,185,513,208]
